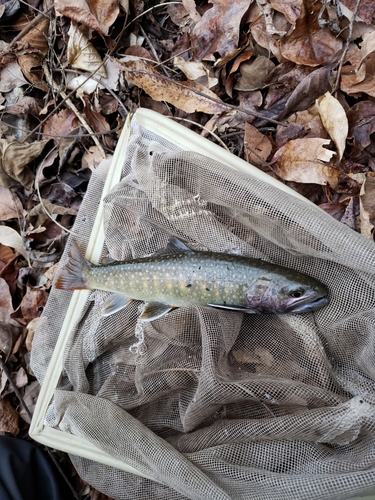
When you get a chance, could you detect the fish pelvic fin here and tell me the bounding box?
[54,241,90,290]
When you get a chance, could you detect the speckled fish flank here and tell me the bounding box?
[54,237,329,321]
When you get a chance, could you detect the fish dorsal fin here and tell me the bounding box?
[154,237,193,257]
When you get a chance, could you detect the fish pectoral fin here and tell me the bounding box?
[140,302,173,322]
[101,293,131,317]
[207,303,255,313]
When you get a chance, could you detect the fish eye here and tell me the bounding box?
[289,288,305,298]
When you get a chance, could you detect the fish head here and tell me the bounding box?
[245,274,329,314]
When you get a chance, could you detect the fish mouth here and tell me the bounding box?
[285,295,329,314]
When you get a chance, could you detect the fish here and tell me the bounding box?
[54,237,329,322]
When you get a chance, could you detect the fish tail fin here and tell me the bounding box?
[54,241,90,290]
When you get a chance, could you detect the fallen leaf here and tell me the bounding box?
[0,277,16,324]
[82,147,112,170]
[347,101,375,157]
[316,92,348,161]
[277,64,336,120]
[42,108,77,145]
[0,322,21,359]
[25,317,41,351]
[5,96,41,118]
[244,122,272,166]
[0,188,23,221]
[191,0,252,60]
[319,202,346,221]
[55,0,119,35]
[359,173,375,237]
[339,0,375,24]
[0,60,28,92]
[81,95,111,134]
[19,287,49,323]
[273,137,339,187]
[0,139,48,189]
[271,0,302,24]
[16,18,49,91]
[0,397,19,435]
[277,0,343,66]
[0,226,27,260]
[117,57,229,114]
[14,367,28,388]
[19,380,40,423]
[174,57,218,89]
[67,22,107,78]
[234,56,275,91]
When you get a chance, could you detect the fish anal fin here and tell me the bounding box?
[154,237,193,257]
[101,293,131,317]
[140,302,173,322]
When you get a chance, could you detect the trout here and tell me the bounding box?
[54,238,329,322]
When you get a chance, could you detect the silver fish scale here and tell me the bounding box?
[85,252,270,307]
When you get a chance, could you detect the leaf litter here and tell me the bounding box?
[0,0,375,497]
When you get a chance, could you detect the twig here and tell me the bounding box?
[0,355,81,499]
[170,116,230,151]
[332,0,362,93]
[34,146,78,237]
[42,63,106,156]
[123,1,183,32]
[139,24,171,77]
[2,6,53,53]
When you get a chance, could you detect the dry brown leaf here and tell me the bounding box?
[0,397,19,435]
[235,56,275,91]
[271,0,302,24]
[16,18,49,91]
[0,277,16,324]
[191,0,252,60]
[55,0,118,35]
[284,105,327,140]
[0,188,23,221]
[118,57,229,114]
[339,0,375,24]
[244,123,272,166]
[0,227,27,260]
[316,92,348,161]
[347,101,375,157]
[277,0,342,66]
[25,317,41,351]
[273,138,339,187]
[0,139,48,189]
[19,287,49,324]
[67,22,107,78]
[43,108,77,145]
[359,173,375,237]
[174,57,218,88]
[81,95,111,148]
[0,60,28,92]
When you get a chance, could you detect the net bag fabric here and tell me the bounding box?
[31,116,375,500]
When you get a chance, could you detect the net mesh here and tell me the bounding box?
[31,117,375,500]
